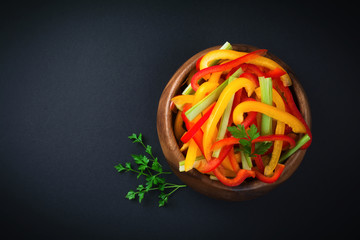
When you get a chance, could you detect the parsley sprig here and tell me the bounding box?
[114,133,186,207]
[227,124,272,157]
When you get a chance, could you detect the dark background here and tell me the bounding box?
[1,1,359,239]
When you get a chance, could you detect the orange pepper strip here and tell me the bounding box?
[208,71,223,84]
[228,147,240,172]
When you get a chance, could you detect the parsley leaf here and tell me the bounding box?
[125,190,136,200]
[227,124,272,157]
[227,125,247,139]
[115,133,186,207]
[254,142,273,155]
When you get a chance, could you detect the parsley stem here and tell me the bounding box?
[139,141,156,160]
[127,168,150,177]
[144,185,186,192]
[164,182,186,187]
[166,186,183,198]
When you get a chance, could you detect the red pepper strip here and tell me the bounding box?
[211,134,295,153]
[181,104,205,155]
[252,135,296,148]
[227,147,240,172]
[240,72,259,87]
[210,137,239,151]
[244,63,265,77]
[284,124,293,135]
[196,56,204,72]
[170,101,175,112]
[197,145,232,173]
[191,49,267,91]
[263,141,290,156]
[273,78,312,149]
[265,68,286,78]
[228,88,244,126]
[254,155,265,173]
[253,164,285,183]
[180,103,215,143]
[213,168,255,187]
[225,64,243,79]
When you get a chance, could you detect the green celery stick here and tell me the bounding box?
[279,134,311,163]
[182,41,233,95]
[212,67,244,157]
[259,77,273,136]
[241,151,252,170]
[185,67,244,121]
[182,83,195,95]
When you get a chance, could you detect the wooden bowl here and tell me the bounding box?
[157,44,311,201]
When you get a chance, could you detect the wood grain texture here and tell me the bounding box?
[157,44,311,201]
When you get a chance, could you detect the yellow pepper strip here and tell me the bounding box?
[184,139,199,171]
[233,101,306,133]
[180,141,189,152]
[208,71,222,84]
[255,87,285,176]
[171,95,194,111]
[199,49,292,86]
[193,81,219,105]
[174,110,185,141]
[203,78,256,160]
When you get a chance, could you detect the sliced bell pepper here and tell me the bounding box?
[228,88,243,126]
[208,71,222,83]
[180,103,215,143]
[240,72,259,87]
[253,164,285,183]
[210,134,296,153]
[265,68,286,78]
[272,77,312,149]
[193,81,218,105]
[174,110,185,141]
[181,104,205,155]
[203,78,256,160]
[196,145,232,173]
[225,64,243,79]
[254,155,265,174]
[184,139,199,171]
[239,97,258,129]
[196,56,204,72]
[254,87,286,176]
[191,49,267,91]
[243,63,265,77]
[171,95,194,111]
[198,49,291,86]
[228,147,240,172]
[213,168,255,187]
[233,101,306,134]
[253,135,295,148]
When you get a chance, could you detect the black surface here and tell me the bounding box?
[1,1,359,239]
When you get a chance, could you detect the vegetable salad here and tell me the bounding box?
[171,42,312,187]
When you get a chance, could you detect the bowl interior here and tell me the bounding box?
[157,44,311,201]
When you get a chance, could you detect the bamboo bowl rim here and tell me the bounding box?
[157,44,311,201]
